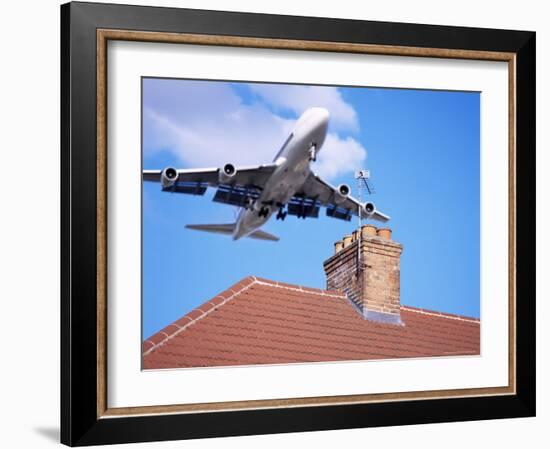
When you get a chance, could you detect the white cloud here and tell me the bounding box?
[143,80,366,181]
[313,134,366,180]
[249,84,359,132]
[144,105,293,167]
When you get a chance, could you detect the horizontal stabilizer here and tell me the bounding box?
[185,223,235,235]
[185,223,279,241]
[248,229,279,242]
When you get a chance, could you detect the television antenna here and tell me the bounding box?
[354,169,376,277]
[355,169,375,228]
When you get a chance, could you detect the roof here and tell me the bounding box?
[143,276,480,369]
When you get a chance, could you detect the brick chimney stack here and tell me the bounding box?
[323,225,404,325]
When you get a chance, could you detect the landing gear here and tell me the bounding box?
[276,207,287,221]
[308,144,317,162]
[258,206,270,218]
[244,197,254,210]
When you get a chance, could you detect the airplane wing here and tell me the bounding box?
[144,164,280,207]
[295,173,390,223]
[143,164,278,188]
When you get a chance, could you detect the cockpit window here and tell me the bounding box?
[273,133,293,162]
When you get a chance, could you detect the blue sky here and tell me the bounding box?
[142,78,480,339]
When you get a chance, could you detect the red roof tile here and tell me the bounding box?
[143,276,480,369]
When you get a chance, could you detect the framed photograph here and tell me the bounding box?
[61,1,535,446]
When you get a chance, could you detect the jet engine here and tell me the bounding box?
[363,202,376,217]
[160,167,178,189]
[219,163,236,184]
[334,183,351,204]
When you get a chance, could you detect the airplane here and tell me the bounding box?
[143,107,389,241]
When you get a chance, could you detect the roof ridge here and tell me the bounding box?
[401,305,480,323]
[143,276,258,356]
[253,278,344,299]
[254,278,478,322]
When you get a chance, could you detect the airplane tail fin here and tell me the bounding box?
[185,223,279,241]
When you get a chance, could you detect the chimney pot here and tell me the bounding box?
[361,224,377,238]
[334,240,343,253]
[377,228,392,240]
[342,235,353,248]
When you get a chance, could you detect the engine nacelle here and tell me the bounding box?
[160,167,178,189]
[218,163,236,184]
[362,202,376,217]
[334,183,351,204]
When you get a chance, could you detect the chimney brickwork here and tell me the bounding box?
[323,226,404,325]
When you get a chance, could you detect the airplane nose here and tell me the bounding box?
[295,107,330,149]
[317,107,329,125]
[312,108,329,144]
[309,107,329,127]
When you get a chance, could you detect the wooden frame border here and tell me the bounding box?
[62,2,535,445]
[96,29,516,418]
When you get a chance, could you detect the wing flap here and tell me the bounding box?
[164,182,208,195]
[326,205,353,221]
[212,185,261,207]
[287,197,320,219]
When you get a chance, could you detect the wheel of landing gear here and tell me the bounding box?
[259,207,269,218]
[308,144,317,162]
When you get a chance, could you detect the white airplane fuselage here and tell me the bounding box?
[233,107,329,240]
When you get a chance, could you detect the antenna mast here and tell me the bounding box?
[354,169,371,279]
